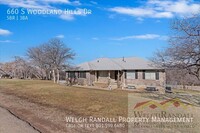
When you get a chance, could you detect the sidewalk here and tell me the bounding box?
[0,107,40,133]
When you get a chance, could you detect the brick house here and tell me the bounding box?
[66,57,166,91]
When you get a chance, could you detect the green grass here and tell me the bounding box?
[0,79,129,117]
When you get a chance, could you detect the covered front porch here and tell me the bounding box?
[91,70,123,89]
[66,70,123,89]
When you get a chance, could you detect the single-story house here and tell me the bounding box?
[65,57,165,91]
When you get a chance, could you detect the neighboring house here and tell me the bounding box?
[66,57,166,91]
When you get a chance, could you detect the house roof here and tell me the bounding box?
[68,57,163,71]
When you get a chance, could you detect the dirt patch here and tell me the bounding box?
[0,89,127,133]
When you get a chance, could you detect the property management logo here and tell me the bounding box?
[127,95,199,132]
[134,98,193,110]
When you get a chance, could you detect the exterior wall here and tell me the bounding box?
[97,77,109,83]
[75,71,99,86]
[77,71,90,86]
[77,78,87,85]
[159,71,166,86]
[90,71,95,85]
[97,71,109,83]
[67,69,166,91]
[94,71,110,88]
[96,71,117,83]
[123,70,166,91]
[75,71,111,88]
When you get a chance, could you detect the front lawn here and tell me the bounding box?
[0,79,129,117]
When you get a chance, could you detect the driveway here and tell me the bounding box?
[0,107,40,133]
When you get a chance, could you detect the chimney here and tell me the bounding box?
[122,57,125,62]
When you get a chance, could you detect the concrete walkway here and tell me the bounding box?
[0,107,40,133]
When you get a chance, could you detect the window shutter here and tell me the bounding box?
[156,71,159,80]
[135,71,138,79]
[125,71,127,79]
[143,71,145,79]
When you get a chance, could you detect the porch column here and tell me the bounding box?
[117,71,120,88]
[122,71,125,89]
[95,71,97,82]
[88,71,91,86]
[66,72,68,79]
[108,71,111,79]
[108,71,111,87]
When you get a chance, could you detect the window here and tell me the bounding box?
[79,72,86,78]
[99,71,108,77]
[126,71,136,79]
[126,71,138,79]
[145,72,156,80]
[69,72,76,78]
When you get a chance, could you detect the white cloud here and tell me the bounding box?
[59,8,88,21]
[155,20,161,23]
[59,14,74,20]
[136,17,144,23]
[70,1,81,6]
[92,37,99,40]
[90,1,98,5]
[0,0,83,21]
[43,0,70,4]
[148,0,200,15]
[109,0,200,19]
[0,28,12,36]
[0,40,15,43]
[0,0,51,9]
[0,0,80,8]
[109,7,173,18]
[159,35,168,40]
[109,7,154,17]
[111,34,168,41]
[56,34,65,38]
[153,11,173,18]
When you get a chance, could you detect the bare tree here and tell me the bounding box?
[151,14,200,82]
[27,38,75,83]
[44,38,75,83]
[0,56,37,79]
[27,44,50,79]
[166,68,200,86]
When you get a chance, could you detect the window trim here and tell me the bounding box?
[144,71,156,80]
[79,71,86,78]
[126,70,138,79]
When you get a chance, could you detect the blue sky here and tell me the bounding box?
[0,0,200,65]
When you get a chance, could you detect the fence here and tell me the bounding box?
[166,84,200,91]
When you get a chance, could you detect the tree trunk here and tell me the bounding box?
[56,69,59,84]
[48,71,51,80]
[52,69,56,83]
[45,70,48,80]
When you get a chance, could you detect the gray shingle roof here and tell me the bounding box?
[74,57,163,71]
